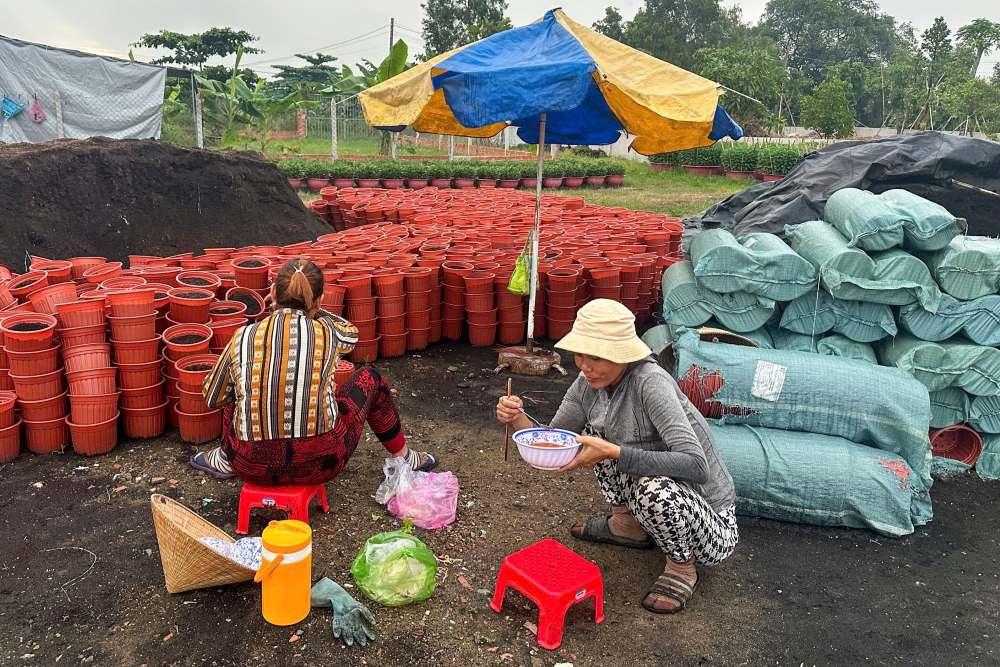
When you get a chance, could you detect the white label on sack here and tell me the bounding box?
[751,361,786,402]
[742,236,758,249]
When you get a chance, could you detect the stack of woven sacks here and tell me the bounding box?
[657,187,1000,536]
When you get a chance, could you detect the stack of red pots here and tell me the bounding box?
[3,313,66,455]
[403,267,434,351]
[0,389,19,462]
[342,273,378,363]
[374,271,407,358]
[544,268,580,340]
[163,324,221,443]
[441,261,473,341]
[63,297,118,456]
[495,272,527,345]
[108,289,167,439]
[463,271,497,347]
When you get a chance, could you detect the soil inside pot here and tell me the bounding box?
[180,277,212,286]
[237,260,265,268]
[9,322,48,332]
[230,293,262,316]
[184,363,213,372]
[169,334,207,345]
[211,307,238,314]
[174,291,208,299]
[154,291,170,299]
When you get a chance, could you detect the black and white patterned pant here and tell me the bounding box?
[595,460,739,565]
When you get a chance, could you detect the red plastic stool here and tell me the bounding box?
[490,538,604,650]
[236,482,330,534]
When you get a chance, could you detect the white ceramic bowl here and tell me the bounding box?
[512,427,581,471]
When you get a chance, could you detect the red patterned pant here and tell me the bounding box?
[220,365,406,486]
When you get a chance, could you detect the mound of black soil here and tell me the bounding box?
[0,138,328,268]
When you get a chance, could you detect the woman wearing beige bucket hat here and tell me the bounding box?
[496,299,737,614]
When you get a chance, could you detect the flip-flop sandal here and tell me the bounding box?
[569,515,654,549]
[189,452,236,479]
[415,452,438,472]
[642,572,698,614]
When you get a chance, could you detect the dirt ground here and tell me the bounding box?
[1,342,998,666]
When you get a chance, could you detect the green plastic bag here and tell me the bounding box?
[350,521,437,607]
[507,239,531,297]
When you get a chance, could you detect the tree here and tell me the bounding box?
[271,53,342,95]
[134,27,261,68]
[956,19,1000,76]
[201,64,262,86]
[592,7,626,41]
[420,0,511,59]
[694,43,788,132]
[921,17,953,65]
[800,77,854,137]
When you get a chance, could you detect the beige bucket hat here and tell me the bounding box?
[555,299,652,364]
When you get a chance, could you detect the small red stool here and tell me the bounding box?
[236,482,329,534]
[490,538,604,650]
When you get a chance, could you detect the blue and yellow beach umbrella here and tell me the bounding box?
[359,8,742,154]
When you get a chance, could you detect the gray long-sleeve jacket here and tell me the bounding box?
[550,356,736,512]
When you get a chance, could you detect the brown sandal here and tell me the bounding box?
[641,572,698,614]
[569,516,654,550]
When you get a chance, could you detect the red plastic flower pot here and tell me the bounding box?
[0,417,21,462]
[0,369,15,392]
[405,308,432,330]
[32,259,73,284]
[373,273,405,297]
[110,337,161,365]
[176,271,223,293]
[442,318,464,341]
[27,282,79,315]
[405,290,433,313]
[100,276,147,290]
[1,313,57,352]
[464,292,495,312]
[168,287,214,324]
[68,392,120,425]
[348,337,380,364]
[121,402,168,439]
[467,322,497,347]
[23,416,69,454]
[498,320,527,345]
[442,261,475,288]
[10,367,64,401]
[67,412,119,456]
[176,406,223,444]
[346,297,377,322]
[496,291,524,310]
[208,318,244,352]
[379,333,408,358]
[17,391,68,422]
[118,360,163,389]
[442,285,466,307]
[55,299,107,329]
[5,345,60,376]
[58,323,107,350]
[545,289,577,308]
[406,327,430,351]
[166,397,180,428]
[402,267,434,292]
[120,380,165,410]
[66,368,117,397]
[177,386,210,413]
[463,271,496,294]
[352,318,377,340]
[163,323,213,362]
[174,354,219,393]
[466,309,498,326]
[82,262,123,285]
[378,315,407,336]
[62,343,112,374]
[7,271,49,300]
[340,274,373,299]
[108,313,157,342]
[545,268,580,290]
[321,284,347,312]
[208,300,248,321]
[589,267,621,287]
[546,318,574,340]
[376,296,406,319]
[0,390,15,428]
[930,425,983,464]
[106,289,156,318]
[225,287,267,320]
[232,257,272,289]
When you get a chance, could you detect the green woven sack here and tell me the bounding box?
[785,221,941,310]
[711,422,923,536]
[824,187,905,251]
[969,395,1000,433]
[880,189,967,251]
[661,261,776,333]
[689,229,817,301]
[351,522,437,607]
[898,294,1000,346]
[877,333,1000,397]
[922,235,1000,300]
[779,291,896,343]
[929,388,970,429]
[767,328,877,364]
[976,434,1000,480]
[673,330,933,517]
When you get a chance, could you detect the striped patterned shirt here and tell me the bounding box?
[203,308,359,441]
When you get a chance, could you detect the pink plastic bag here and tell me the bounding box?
[377,457,459,529]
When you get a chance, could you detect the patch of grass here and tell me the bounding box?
[223,135,448,159]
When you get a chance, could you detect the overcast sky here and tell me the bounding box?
[4,1,997,76]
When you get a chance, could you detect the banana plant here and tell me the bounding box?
[195,45,253,142]
[241,81,317,153]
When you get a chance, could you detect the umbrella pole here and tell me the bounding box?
[525,112,546,353]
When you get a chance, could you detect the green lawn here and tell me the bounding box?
[300,161,749,218]
[221,135,448,159]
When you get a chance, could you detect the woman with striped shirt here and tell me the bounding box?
[190,259,437,484]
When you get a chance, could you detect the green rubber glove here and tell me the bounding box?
[310,577,377,647]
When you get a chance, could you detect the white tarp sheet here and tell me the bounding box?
[0,35,166,142]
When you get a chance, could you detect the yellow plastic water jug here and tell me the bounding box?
[254,519,312,626]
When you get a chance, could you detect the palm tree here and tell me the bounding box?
[957,19,1000,76]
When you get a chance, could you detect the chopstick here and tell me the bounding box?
[503,377,512,462]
